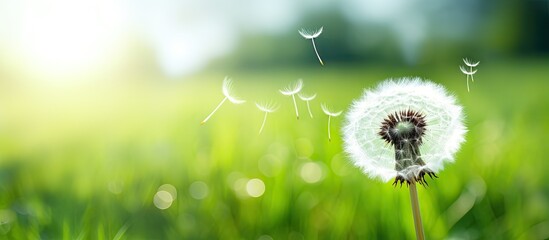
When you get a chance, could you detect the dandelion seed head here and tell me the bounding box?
[279,79,304,95]
[298,26,323,39]
[222,77,246,104]
[462,58,480,67]
[379,110,426,145]
[298,92,317,101]
[321,103,342,117]
[255,101,279,113]
[343,77,466,182]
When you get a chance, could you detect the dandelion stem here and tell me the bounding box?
[327,115,332,141]
[470,73,474,83]
[311,38,324,66]
[469,66,474,82]
[259,112,268,135]
[292,94,299,120]
[306,101,313,118]
[466,75,470,92]
[201,97,227,125]
[409,182,425,240]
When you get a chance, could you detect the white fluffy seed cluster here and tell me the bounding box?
[343,77,467,182]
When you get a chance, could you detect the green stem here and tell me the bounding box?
[327,115,332,141]
[306,101,313,118]
[409,182,425,240]
[258,112,268,135]
[292,94,299,120]
[201,97,227,124]
[311,38,324,66]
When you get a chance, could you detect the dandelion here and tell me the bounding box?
[255,101,278,134]
[299,27,324,66]
[298,92,317,118]
[343,77,466,240]
[460,58,479,92]
[201,77,245,125]
[321,103,342,142]
[279,79,303,120]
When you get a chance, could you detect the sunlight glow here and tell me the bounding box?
[16,0,128,77]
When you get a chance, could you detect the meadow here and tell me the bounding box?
[0,59,547,239]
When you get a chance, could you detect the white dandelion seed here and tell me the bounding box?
[459,65,477,92]
[460,58,479,92]
[462,58,479,83]
[255,101,279,134]
[298,92,317,118]
[279,79,304,120]
[463,58,479,68]
[343,77,466,240]
[201,77,246,125]
[321,103,342,142]
[299,27,324,66]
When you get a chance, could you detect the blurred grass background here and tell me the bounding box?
[0,0,548,239]
[0,60,548,239]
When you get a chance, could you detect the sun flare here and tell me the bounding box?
[13,0,128,78]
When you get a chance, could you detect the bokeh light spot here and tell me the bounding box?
[246,178,266,198]
[154,190,174,210]
[232,177,250,199]
[158,184,177,200]
[189,181,209,200]
[300,162,325,184]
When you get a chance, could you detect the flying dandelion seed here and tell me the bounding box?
[463,58,479,83]
[201,77,245,125]
[459,66,477,92]
[299,27,325,66]
[343,77,466,240]
[321,103,342,142]
[298,92,317,118]
[255,102,279,134]
[279,79,304,120]
[460,58,479,92]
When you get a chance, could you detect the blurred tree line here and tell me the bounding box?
[225,0,549,69]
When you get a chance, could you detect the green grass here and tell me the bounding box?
[0,59,548,239]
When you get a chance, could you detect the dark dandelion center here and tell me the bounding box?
[378,110,437,186]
